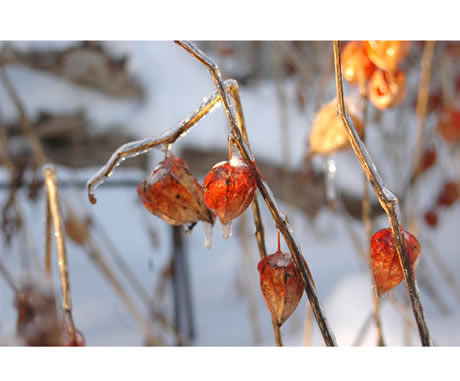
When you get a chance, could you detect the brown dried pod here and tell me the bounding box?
[15,281,64,346]
[257,250,305,326]
[309,97,364,155]
[368,69,406,110]
[137,153,214,226]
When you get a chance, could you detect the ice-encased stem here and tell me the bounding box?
[333,40,431,346]
[87,83,227,204]
[43,165,77,344]
[176,40,337,347]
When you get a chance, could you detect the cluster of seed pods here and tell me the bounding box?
[341,41,410,110]
[137,144,257,245]
[137,144,309,327]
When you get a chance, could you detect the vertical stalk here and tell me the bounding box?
[43,165,77,344]
[227,82,283,346]
[333,41,431,346]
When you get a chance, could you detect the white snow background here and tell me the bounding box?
[0,41,459,346]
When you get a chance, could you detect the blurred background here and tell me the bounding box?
[0,41,459,346]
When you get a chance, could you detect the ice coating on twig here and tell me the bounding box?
[221,221,232,239]
[203,221,214,249]
[87,80,234,204]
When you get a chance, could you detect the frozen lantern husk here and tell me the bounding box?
[137,153,215,226]
[203,157,257,239]
[257,251,306,327]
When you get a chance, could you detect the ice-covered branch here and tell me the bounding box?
[176,40,337,347]
[333,41,431,346]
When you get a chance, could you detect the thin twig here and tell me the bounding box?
[227,80,281,346]
[357,55,385,346]
[226,84,268,260]
[333,41,431,346]
[176,41,337,346]
[43,165,77,344]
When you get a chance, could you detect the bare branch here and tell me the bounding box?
[43,165,77,344]
[333,41,431,346]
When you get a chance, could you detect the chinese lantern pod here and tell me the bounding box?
[137,153,214,226]
[257,251,305,326]
[365,41,410,72]
[342,41,376,85]
[203,157,257,238]
[436,107,460,142]
[309,97,364,155]
[368,69,406,110]
[370,228,421,296]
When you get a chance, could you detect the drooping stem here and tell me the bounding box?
[176,40,337,346]
[357,57,385,346]
[227,81,282,347]
[87,80,227,204]
[43,165,77,344]
[226,83,268,260]
[333,40,431,346]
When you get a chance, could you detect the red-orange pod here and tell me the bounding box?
[137,153,214,227]
[203,157,256,238]
[370,228,421,296]
[368,69,406,110]
[257,251,305,326]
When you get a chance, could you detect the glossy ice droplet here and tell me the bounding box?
[221,221,232,239]
[203,221,214,249]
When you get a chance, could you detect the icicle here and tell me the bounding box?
[203,221,214,249]
[221,221,232,239]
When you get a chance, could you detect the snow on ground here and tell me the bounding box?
[0,41,459,346]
